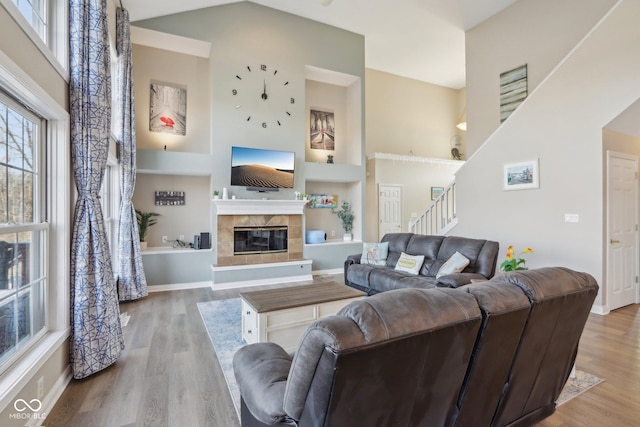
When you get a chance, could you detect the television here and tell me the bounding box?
[230,146,295,192]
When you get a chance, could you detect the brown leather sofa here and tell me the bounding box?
[345,233,500,294]
[233,267,598,427]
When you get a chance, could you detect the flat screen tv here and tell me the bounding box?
[230,146,295,192]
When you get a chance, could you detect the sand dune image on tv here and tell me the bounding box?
[231,164,294,188]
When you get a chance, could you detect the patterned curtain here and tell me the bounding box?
[115,7,148,301]
[69,0,123,379]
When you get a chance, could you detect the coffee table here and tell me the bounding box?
[240,282,366,352]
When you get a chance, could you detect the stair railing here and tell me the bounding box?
[409,181,457,235]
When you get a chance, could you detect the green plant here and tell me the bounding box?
[135,209,160,242]
[499,245,533,271]
[332,200,354,233]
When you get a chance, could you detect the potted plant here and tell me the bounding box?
[213,190,220,199]
[332,200,354,241]
[135,209,161,250]
[499,245,533,271]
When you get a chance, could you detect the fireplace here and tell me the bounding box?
[234,226,288,255]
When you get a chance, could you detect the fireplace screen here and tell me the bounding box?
[234,226,288,255]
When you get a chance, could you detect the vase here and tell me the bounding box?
[343,233,352,241]
[140,241,147,251]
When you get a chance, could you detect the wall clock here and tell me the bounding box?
[232,64,295,128]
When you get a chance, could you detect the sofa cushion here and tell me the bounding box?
[436,251,470,278]
[368,268,419,293]
[361,241,389,265]
[381,233,414,266]
[395,252,425,275]
[436,236,487,274]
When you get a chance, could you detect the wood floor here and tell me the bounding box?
[47,277,640,427]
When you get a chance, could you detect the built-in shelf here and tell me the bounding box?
[141,247,212,255]
[212,199,308,215]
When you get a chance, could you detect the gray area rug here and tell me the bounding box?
[197,298,604,419]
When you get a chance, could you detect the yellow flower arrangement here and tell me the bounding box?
[500,245,533,272]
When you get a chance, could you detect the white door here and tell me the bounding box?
[378,185,402,239]
[607,151,639,311]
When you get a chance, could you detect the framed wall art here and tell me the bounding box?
[504,159,539,191]
[431,187,444,200]
[310,109,335,150]
[307,194,338,208]
[149,82,187,135]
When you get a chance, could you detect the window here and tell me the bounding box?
[0,91,47,372]
[101,154,119,272]
[12,0,48,43]
[1,0,68,77]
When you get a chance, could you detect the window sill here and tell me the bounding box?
[0,328,69,412]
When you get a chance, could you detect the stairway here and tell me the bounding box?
[409,181,457,236]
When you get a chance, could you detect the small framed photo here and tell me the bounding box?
[504,159,539,191]
[431,187,444,200]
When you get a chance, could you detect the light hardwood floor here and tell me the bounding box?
[47,278,640,426]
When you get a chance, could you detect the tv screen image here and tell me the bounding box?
[231,146,295,189]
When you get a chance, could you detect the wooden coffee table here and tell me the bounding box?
[240,282,366,352]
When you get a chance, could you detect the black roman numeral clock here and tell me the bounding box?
[232,64,295,128]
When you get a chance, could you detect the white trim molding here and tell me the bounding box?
[213,199,308,216]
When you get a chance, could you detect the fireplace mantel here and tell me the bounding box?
[212,199,307,216]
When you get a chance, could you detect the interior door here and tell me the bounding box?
[607,151,639,311]
[378,184,402,239]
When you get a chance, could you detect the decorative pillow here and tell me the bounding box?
[394,252,425,275]
[361,242,389,266]
[436,251,470,278]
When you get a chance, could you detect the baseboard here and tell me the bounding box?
[212,274,313,291]
[31,366,72,427]
[590,304,609,315]
[147,281,213,292]
[312,268,343,276]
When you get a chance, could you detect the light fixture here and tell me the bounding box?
[319,0,334,6]
[456,109,467,131]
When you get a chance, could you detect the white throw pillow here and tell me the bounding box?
[436,251,470,278]
[361,242,389,265]
[394,252,425,275]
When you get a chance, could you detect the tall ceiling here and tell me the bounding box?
[126,0,519,89]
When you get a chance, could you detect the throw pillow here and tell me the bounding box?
[361,242,389,266]
[394,252,425,275]
[436,251,470,278]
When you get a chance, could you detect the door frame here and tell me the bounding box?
[606,150,640,312]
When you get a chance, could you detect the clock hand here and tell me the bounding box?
[261,80,268,100]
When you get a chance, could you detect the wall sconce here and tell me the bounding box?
[456,110,467,131]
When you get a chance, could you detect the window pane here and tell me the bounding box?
[24,172,33,223]
[0,165,6,224]
[8,167,24,223]
[30,280,45,333]
[13,0,47,42]
[16,290,30,341]
[0,295,17,361]
[6,108,24,169]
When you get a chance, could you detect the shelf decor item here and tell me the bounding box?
[308,194,338,208]
[332,200,354,241]
[136,209,161,250]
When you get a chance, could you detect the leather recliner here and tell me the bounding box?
[233,267,598,427]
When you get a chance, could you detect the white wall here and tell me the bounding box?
[465,0,618,155]
[456,0,640,312]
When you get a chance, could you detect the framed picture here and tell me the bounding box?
[500,64,527,123]
[307,194,338,208]
[504,159,539,191]
[310,109,335,150]
[149,82,187,135]
[431,187,444,200]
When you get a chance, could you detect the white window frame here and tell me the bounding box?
[0,0,68,79]
[101,151,120,274]
[0,49,69,412]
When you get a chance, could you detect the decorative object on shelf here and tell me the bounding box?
[332,200,354,241]
[231,63,295,128]
[155,190,185,206]
[310,109,335,150]
[223,187,229,199]
[213,190,220,199]
[500,64,527,123]
[499,246,533,272]
[308,194,338,208]
[306,229,327,244]
[431,186,444,200]
[504,159,539,191]
[450,135,464,160]
[135,209,160,250]
[149,82,186,135]
[327,154,334,164]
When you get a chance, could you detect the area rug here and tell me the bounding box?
[197,298,604,418]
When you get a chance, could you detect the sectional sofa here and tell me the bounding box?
[344,233,500,294]
[233,267,598,427]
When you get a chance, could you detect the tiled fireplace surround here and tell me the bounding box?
[216,214,303,266]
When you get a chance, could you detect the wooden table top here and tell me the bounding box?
[240,282,366,313]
